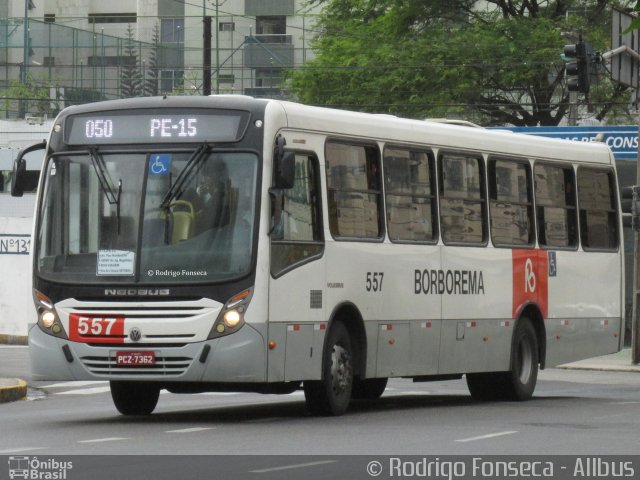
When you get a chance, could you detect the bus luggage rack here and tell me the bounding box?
[81,355,193,376]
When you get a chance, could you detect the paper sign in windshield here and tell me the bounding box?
[97,250,135,276]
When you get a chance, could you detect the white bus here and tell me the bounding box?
[12,96,624,416]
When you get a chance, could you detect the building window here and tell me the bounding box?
[88,13,137,24]
[219,22,235,32]
[44,14,55,23]
[255,69,282,88]
[256,16,286,35]
[88,56,136,67]
[161,18,184,43]
[160,70,184,93]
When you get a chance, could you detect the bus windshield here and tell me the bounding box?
[37,149,258,284]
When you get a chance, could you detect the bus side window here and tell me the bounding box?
[488,159,534,247]
[577,167,618,250]
[270,154,324,277]
[439,153,486,245]
[326,141,383,240]
[383,147,436,243]
[534,163,578,249]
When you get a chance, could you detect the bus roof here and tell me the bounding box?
[57,96,614,166]
[275,100,614,166]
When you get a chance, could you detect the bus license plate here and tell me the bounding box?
[115,351,156,367]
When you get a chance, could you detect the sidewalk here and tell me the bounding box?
[0,344,638,404]
[557,348,640,373]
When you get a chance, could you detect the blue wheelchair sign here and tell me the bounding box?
[149,154,171,176]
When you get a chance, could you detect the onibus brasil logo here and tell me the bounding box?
[8,457,73,480]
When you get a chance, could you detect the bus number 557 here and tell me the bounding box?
[366,272,384,292]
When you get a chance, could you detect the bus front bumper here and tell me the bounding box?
[28,323,266,383]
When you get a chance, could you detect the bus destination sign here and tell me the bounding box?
[65,109,248,145]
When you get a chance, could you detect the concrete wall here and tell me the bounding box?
[0,213,36,336]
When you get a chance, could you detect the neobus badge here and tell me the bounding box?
[104,289,171,296]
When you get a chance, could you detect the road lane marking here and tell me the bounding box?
[56,386,112,395]
[45,381,108,388]
[78,437,128,444]
[0,447,47,454]
[455,430,518,443]
[249,460,337,473]
[166,427,214,434]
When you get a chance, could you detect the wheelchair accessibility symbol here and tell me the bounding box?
[149,154,171,176]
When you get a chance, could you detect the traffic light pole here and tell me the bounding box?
[634,133,640,365]
[567,91,578,126]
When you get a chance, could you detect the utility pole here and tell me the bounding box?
[22,0,29,84]
[203,16,212,96]
[215,1,220,94]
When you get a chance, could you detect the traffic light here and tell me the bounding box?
[563,42,590,94]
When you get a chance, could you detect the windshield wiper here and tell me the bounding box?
[89,146,123,233]
[160,144,209,209]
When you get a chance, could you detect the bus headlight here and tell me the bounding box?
[40,310,56,328]
[33,289,68,339]
[208,288,253,339]
[223,309,242,327]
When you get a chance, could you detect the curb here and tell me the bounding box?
[0,379,27,403]
[558,364,640,373]
[0,335,28,345]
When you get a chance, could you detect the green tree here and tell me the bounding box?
[144,23,160,97]
[1,73,51,119]
[120,24,143,98]
[290,0,634,125]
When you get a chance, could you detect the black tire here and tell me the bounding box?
[352,377,388,400]
[504,317,539,400]
[467,317,539,401]
[110,381,160,415]
[304,322,354,416]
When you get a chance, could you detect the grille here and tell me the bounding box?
[81,354,193,376]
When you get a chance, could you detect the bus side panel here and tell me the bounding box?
[325,241,442,379]
[544,250,622,366]
[439,246,513,374]
[268,257,326,382]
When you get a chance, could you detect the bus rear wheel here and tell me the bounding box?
[304,322,353,416]
[110,381,160,415]
[466,317,539,401]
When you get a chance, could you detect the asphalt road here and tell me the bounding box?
[1,346,640,459]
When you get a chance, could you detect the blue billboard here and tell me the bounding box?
[491,126,638,160]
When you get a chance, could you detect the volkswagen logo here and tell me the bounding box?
[129,327,142,342]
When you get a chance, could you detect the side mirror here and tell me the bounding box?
[11,157,27,197]
[273,134,295,189]
[276,151,295,189]
[11,140,46,197]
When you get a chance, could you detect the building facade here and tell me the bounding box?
[1,0,320,118]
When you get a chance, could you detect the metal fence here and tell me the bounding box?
[0,15,318,119]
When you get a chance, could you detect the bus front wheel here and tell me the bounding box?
[304,322,354,416]
[110,381,160,415]
[352,377,388,400]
